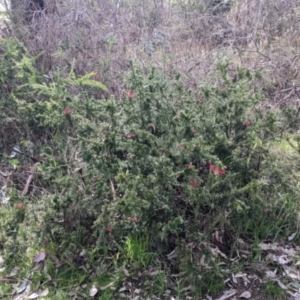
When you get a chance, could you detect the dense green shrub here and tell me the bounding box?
[2,38,300,298]
[60,61,299,252]
[1,38,300,271]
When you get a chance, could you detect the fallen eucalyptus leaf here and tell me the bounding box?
[90,285,98,297]
[33,252,46,263]
[9,267,19,277]
[73,167,83,174]
[166,248,177,260]
[266,269,277,278]
[17,280,28,294]
[215,289,236,300]
[291,282,300,289]
[239,291,251,298]
[31,263,43,272]
[288,231,298,241]
[0,255,4,268]
[40,288,49,296]
[28,292,39,299]
[283,265,300,281]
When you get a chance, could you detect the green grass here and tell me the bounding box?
[123,234,156,268]
[264,280,288,299]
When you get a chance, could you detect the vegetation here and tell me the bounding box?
[1,0,300,299]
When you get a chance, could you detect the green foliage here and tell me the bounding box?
[72,61,298,252]
[18,58,298,259]
[1,37,300,298]
[123,234,155,268]
[264,279,288,298]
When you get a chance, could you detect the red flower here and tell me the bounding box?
[178,143,184,149]
[175,114,181,119]
[192,129,197,134]
[129,216,137,222]
[127,91,135,98]
[243,121,250,127]
[209,164,226,175]
[126,133,136,139]
[64,108,72,115]
[187,163,194,169]
[189,179,199,188]
[17,203,24,209]
[215,168,226,175]
[209,164,216,172]
[106,226,112,232]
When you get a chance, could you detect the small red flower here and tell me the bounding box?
[126,133,136,139]
[64,108,72,115]
[178,143,184,149]
[187,163,194,169]
[189,179,199,188]
[243,121,250,127]
[209,164,226,175]
[215,168,226,175]
[175,114,181,119]
[129,216,137,222]
[127,91,135,98]
[192,129,197,134]
[17,203,24,209]
[106,226,112,232]
[209,164,217,172]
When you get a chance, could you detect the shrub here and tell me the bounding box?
[55,61,299,253]
[2,39,300,297]
[2,42,299,257]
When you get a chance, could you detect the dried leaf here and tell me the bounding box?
[89,285,98,297]
[17,280,28,294]
[73,167,83,174]
[234,272,247,278]
[0,255,4,268]
[288,232,298,241]
[266,269,277,277]
[283,265,300,281]
[270,254,292,265]
[287,291,300,299]
[215,289,236,300]
[33,252,46,263]
[291,282,300,289]
[232,274,238,284]
[239,291,251,298]
[110,179,116,201]
[167,248,177,260]
[40,288,49,296]
[9,267,19,277]
[28,292,39,299]
[22,163,39,196]
[31,263,43,272]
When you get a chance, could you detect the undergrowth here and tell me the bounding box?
[1,37,300,298]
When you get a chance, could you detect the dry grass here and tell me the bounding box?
[1,0,299,107]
